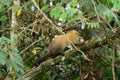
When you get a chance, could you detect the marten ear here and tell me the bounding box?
[72,30,79,35]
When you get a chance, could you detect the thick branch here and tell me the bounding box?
[23,27,120,79]
[80,28,120,51]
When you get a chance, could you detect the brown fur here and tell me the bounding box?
[34,30,80,67]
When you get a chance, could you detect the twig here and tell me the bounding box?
[67,38,91,61]
[115,64,120,70]
[20,37,42,54]
[0,28,12,32]
[91,0,101,22]
[102,17,113,29]
[112,46,116,80]
[20,27,38,34]
[17,20,39,37]
[31,0,61,32]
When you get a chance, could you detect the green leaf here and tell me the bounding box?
[0,16,8,21]
[42,5,49,11]
[3,36,11,42]
[117,2,120,10]
[43,0,47,4]
[71,0,77,7]
[0,6,6,13]
[54,10,60,19]
[6,59,12,71]
[12,48,19,53]
[75,76,80,80]
[0,52,8,65]
[10,50,24,72]
[87,22,100,28]
[116,20,120,26]
[0,36,11,44]
[36,0,40,4]
[59,12,67,22]
[96,60,104,67]
[50,5,62,19]
[67,17,81,25]
[50,9,54,18]
[77,10,83,15]
[11,49,24,67]
[1,0,12,6]
[67,8,77,17]
[12,61,19,72]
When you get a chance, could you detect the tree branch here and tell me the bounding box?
[21,27,120,79]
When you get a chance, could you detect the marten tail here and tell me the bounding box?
[34,52,51,67]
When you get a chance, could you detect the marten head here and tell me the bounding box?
[66,30,79,44]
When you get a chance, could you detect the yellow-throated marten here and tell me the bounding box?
[34,30,84,67]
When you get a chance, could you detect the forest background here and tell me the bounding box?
[0,0,120,80]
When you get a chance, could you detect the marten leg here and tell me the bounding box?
[51,49,64,58]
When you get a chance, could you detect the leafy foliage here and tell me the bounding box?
[87,22,100,28]
[41,0,120,28]
[0,36,24,77]
[0,0,12,28]
[0,0,120,79]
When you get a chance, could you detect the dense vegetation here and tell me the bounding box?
[0,0,120,80]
